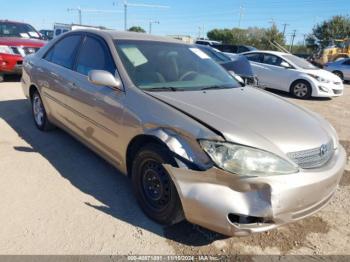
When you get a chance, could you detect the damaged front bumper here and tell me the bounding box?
[164,145,346,236]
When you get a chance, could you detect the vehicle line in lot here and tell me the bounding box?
[0,81,349,255]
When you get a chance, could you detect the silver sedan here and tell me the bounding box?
[22,29,346,236]
[324,58,350,81]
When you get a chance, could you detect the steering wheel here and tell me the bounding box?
[179,71,199,81]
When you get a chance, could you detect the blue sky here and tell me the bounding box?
[2,0,349,43]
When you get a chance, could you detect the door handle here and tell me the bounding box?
[67,82,77,89]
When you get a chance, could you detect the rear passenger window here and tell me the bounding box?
[44,35,81,69]
[75,36,116,76]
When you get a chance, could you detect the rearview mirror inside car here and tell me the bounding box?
[88,70,122,90]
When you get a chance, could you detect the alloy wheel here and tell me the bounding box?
[293,82,309,98]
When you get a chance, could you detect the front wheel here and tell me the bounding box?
[291,80,312,99]
[131,144,184,225]
[31,90,55,131]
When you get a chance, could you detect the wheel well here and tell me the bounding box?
[333,70,343,76]
[29,85,38,101]
[126,135,169,177]
[289,79,311,93]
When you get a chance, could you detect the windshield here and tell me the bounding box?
[0,22,41,39]
[114,40,240,91]
[282,54,316,70]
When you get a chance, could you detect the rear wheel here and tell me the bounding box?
[333,71,344,80]
[291,80,312,99]
[131,144,184,225]
[31,90,54,131]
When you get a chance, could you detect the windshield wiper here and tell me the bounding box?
[144,87,185,92]
[200,85,232,90]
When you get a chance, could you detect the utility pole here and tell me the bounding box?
[67,7,82,24]
[282,23,289,38]
[290,30,297,52]
[238,6,244,28]
[149,20,159,34]
[122,1,169,31]
[67,7,121,25]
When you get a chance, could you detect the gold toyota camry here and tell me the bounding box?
[22,30,346,236]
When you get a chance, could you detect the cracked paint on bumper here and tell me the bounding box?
[164,145,346,236]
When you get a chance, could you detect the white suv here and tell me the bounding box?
[243,51,344,99]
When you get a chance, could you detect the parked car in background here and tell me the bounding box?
[324,58,350,82]
[195,39,221,46]
[195,41,257,54]
[243,51,344,99]
[53,23,105,38]
[213,44,257,54]
[196,44,258,86]
[39,29,54,41]
[0,20,46,82]
[22,30,346,236]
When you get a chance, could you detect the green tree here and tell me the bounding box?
[307,15,350,47]
[128,26,146,33]
[207,25,285,50]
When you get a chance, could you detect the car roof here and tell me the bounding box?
[72,29,185,44]
[242,50,290,56]
[0,20,30,25]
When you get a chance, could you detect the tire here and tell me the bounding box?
[0,74,4,82]
[333,71,344,80]
[31,90,55,131]
[131,143,184,225]
[290,80,312,99]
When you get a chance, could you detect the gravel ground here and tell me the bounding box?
[0,78,349,255]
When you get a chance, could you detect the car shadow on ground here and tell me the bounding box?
[0,98,225,246]
[1,75,21,82]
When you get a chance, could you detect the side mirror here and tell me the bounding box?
[281,61,291,69]
[229,70,245,86]
[88,70,122,90]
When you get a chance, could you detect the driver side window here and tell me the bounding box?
[262,54,283,66]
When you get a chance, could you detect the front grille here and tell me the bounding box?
[287,140,334,169]
[333,89,343,95]
[10,46,40,57]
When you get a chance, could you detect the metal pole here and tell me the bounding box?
[282,23,289,38]
[124,3,127,31]
[238,6,244,28]
[78,7,82,24]
[290,30,296,52]
[149,22,152,34]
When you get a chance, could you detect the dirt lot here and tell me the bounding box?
[0,79,349,256]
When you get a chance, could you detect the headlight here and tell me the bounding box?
[0,45,15,55]
[199,140,299,176]
[307,73,330,83]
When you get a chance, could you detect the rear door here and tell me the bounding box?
[40,34,82,125]
[68,34,126,166]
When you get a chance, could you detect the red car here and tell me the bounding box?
[0,20,46,82]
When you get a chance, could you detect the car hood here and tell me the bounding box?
[147,87,335,156]
[0,37,46,47]
[302,68,342,82]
